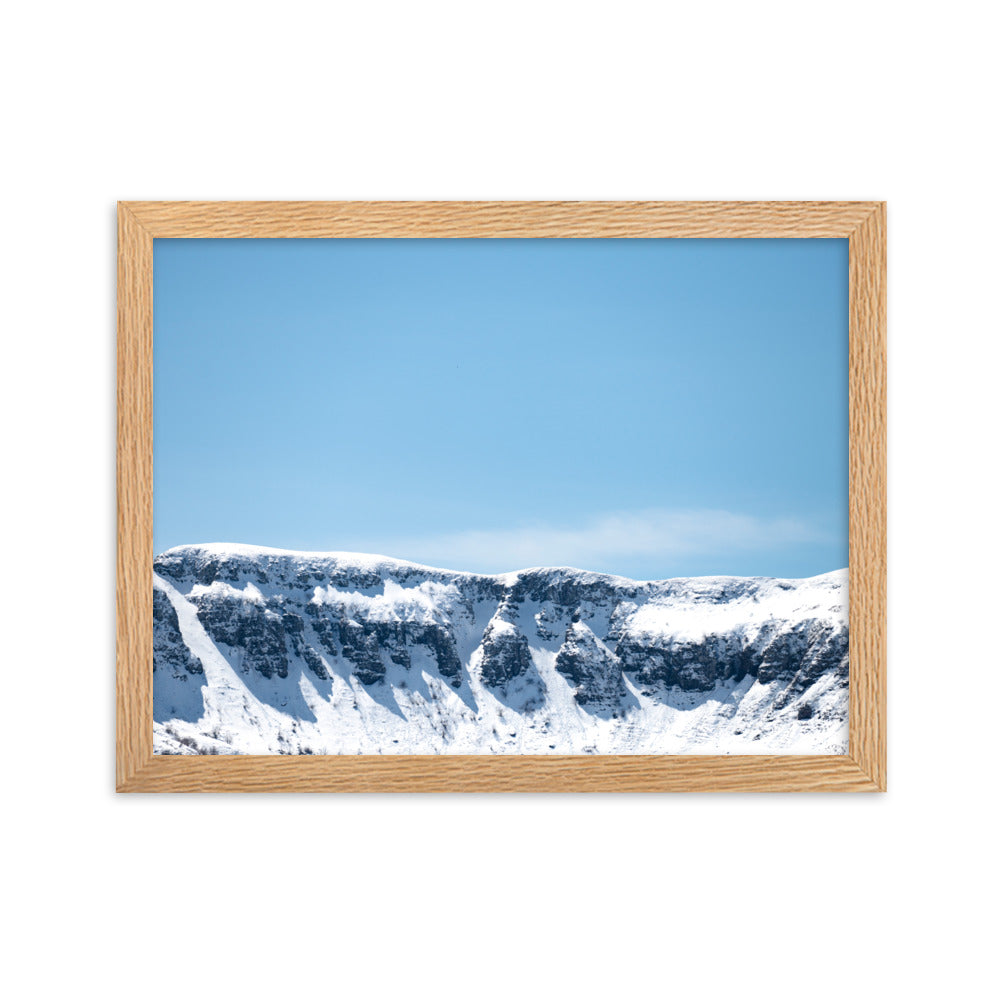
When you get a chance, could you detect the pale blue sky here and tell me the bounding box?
[153,237,847,579]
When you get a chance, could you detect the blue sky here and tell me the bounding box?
[153,237,847,579]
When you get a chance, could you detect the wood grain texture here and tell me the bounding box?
[848,204,888,790]
[121,754,878,793]
[116,205,154,788]
[116,200,887,792]
[123,200,877,239]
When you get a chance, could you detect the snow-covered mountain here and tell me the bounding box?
[153,544,849,755]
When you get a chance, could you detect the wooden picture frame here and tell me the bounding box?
[117,201,886,792]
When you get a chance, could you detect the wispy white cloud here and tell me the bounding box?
[355,508,825,578]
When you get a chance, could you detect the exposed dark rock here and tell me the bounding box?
[555,621,626,706]
[279,611,331,680]
[412,624,462,681]
[511,569,638,610]
[153,588,204,676]
[304,602,341,657]
[337,619,386,685]
[479,617,532,687]
[758,620,848,688]
[301,646,331,680]
[192,593,289,679]
[616,631,749,692]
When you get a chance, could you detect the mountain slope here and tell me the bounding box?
[152,544,849,755]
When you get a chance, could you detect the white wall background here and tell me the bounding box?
[3,2,996,997]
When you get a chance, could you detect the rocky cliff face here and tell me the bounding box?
[153,544,849,755]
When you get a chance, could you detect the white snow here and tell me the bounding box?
[189,580,265,604]
[310,578,462,624]
[153,547,849,757]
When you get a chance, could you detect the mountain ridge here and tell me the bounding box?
[157,541,845,588]
[153,544,849,755]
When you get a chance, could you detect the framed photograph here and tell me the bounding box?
[117,201,885,792]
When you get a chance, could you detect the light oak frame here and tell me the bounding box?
[117,201,886,792]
